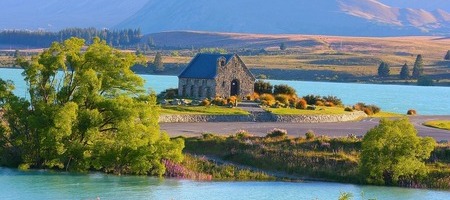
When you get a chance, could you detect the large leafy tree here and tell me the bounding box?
[0,37,183,175]
[359,118,435,185]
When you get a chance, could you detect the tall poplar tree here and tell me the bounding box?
[412,54,423,79]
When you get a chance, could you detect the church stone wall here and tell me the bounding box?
[214,56,254,98]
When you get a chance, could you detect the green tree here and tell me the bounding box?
[444,50,450,60]
[0,37,184,175]
[359,118,435,185]
[399,63,410,79]
[280,43,287,51]
[412,54,423,79]
[254,80,273,94]
[153,52,164,72]
[273,84,296,96]
[377,62,390,77]
[417,76,434,86]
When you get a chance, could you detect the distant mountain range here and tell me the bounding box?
[2,0,450,36]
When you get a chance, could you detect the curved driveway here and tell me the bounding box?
[161,115,450,141]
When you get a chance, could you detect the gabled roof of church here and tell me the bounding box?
[178,53,234,79]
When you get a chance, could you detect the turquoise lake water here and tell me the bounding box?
[1,68,449,115]
[1,167,450,200]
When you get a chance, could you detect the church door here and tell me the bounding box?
[230,79,239,96]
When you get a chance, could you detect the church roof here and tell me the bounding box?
[178,53,234,79]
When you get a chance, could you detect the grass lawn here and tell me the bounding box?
[265,106,346,115]
[423,120,450,131]
[160,105,249,115]
[372,111,404,118]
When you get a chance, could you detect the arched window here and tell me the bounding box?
[206,87,211,98]
[182,85,187,97]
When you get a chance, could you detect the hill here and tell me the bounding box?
[116,0,450,36]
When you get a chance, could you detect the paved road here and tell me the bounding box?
[161,115,450,141]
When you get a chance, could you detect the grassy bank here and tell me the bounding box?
[180,133,450,189]
[266,106,347,115]
[423,120,450,131]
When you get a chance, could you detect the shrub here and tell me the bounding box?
[246,93,260,101]
[254,80,273,94]
[315,100,324,106]
[305,130,315,140]
[344,107,353,112]
[353,103,381,115]
[324,102,335,107]
[157,88,178,99]
[228,96,238,106]
[260,93,275,106]
[407,109,417,115]
[235,130,252,139]
[322,95,343,106]
[303,94,322,105]
[212,97,228,106]
[273,84,296,96]
[200,98,211,106]
[266,128,288,139]
[275,94,290,106]
[307,105,316,110]
[363,108,373,115]
[296,99,307,109]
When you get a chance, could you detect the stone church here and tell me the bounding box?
[178,53,255,99]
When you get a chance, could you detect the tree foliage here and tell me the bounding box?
[399,63,410,79]
[359,118,435,185]
[0,37,183,175]
[273,84,296,96]
[153,52,164,72]
[0,28,142,48]
[254,80,273,94]
[412,54,424,79]
[444,50,450,60]
[417,76,434,86]
[377,62,390,77]
[279,43,287,51]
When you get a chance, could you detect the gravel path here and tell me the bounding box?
[161,115,450,141]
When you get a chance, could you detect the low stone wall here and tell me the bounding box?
[273,111,367,123]
[159,114,254,123]
[159,111,367,123]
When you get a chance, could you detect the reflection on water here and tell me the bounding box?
[1,167,449,200]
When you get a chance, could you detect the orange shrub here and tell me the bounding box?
[315,100,324,106]
[260,93,275,106]
[275,94,290,106]
[212,97,228,106]
[296,99,308,109]
[200,98,211,106]
[324,102,335,107]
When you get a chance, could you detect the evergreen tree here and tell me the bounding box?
[399,63,410,79]
[412,54,423,79]
[153,52,164,72]
[377,62,390,77]
[279,43,287,51]
[445,50,450,60]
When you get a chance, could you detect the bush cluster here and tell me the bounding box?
[266,128,288,139]
[407,109,417,115]
[353,103,381,115]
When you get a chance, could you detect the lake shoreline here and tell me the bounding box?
[2,66,449,87]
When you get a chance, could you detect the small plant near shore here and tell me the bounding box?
[344,107,353,112]
[266,128,288,139]
[305,130,315,140]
